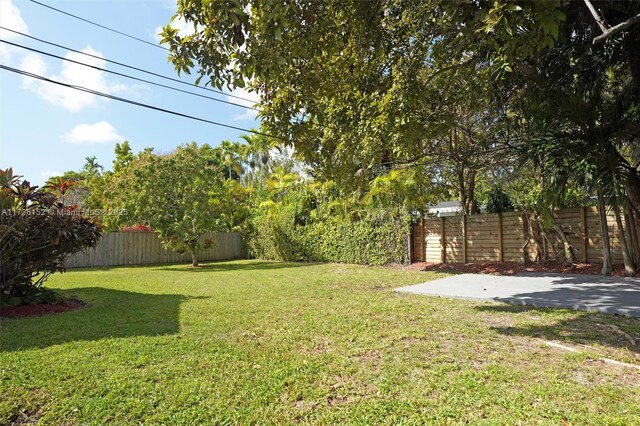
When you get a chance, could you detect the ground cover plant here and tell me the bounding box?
[2,261,640,424]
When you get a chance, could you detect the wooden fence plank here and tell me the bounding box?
[65,232,242,268]
[410,206,628,265]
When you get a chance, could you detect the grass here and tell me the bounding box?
[2,260,640,424]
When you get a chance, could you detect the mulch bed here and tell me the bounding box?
[407,261,640,277]
[1,298,86,319]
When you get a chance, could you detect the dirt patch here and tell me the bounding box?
[406,261,639,277]
[300,339,333,356]
[480,314,516,328]
[359,348,382,363]
[1,298,86,319]
[8,408,44,425]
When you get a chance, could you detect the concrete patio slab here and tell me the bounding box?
[394,272,640,317]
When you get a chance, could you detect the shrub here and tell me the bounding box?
[245,207,409,266]
[0,169,102,305]
[486,186,515,213]
[119,224,154,232]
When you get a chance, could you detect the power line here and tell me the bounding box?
[17,5,347,137]
[0,30,342,138]
[0,26,257,104]
[0,39,258,111]
[0,64,285,141]
[29,0,170,52]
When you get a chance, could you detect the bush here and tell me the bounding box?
[245,207,409,266]
[0,169,102,305]
[486,186,515,213]
[119,224,154,232]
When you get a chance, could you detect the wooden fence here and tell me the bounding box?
[65,232,243,268]
[410,207,639,264]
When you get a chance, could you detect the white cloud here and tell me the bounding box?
[62,121,124,144]
[229,87,260,121]
[0,0,29,62]
[19,47,127,112]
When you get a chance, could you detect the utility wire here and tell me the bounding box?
[0,64,285,141]
[0,39,258,111]
[0,26,257,104]
[29,0,170,52]
[16,5,348,136]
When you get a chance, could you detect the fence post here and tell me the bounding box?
[498,212,503,262]
[440,216,446,263]
[522,213,529,264]
[581,206,588,263]
[422,218,426,262]
[462,214,467,263]
[407,223,416,265]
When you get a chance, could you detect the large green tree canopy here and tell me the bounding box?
[161,1,575,178]
[163,1,640,225]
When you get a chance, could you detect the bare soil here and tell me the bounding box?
[1,298,85,319]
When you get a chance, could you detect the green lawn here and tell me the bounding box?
[2,261,640,424]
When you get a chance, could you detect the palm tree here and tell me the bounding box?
[239,132,278,186]
[218,140,245,180]
[82,156,104,178]
[520,81,637,274]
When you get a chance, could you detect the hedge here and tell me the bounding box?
[245,209,410,265]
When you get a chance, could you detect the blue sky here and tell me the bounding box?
[0,0,260,186]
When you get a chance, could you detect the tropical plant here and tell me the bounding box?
[486,186,515,214]
[0,168,102,305]
[82,156,104,178]
[119,224,154,233]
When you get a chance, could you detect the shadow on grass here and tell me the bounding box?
[152,259,317,272]
[461,273,640,353]
[0,287,194,352]
[476,304,640,354]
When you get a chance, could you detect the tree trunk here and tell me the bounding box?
[467,170,478,214]
[552,216,576,265]
[597,188,613,275]
[457,166,467,215]
[626,166,640,215]
[524,211,542,263]
[614,205,635,275]
[190,250,199,267]
[627,210,640,267]
[541,227,557,260]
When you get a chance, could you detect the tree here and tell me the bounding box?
[507,0,640,274]
[160,1,561,179]
[113,141,134,174]
[163,0,640,273]
[217,140,245,181]
[486,186,514,214]
[118,143,226,266]
[239,132,278,187]
[215,178,251,232]
[82,156,104,178]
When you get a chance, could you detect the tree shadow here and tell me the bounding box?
[151,259,318,272]
[474,273,640,353]
[0,287,196,352]
[496,272,640,317]
[476,304,640,354]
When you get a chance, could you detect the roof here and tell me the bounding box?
[428,201,461,209]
